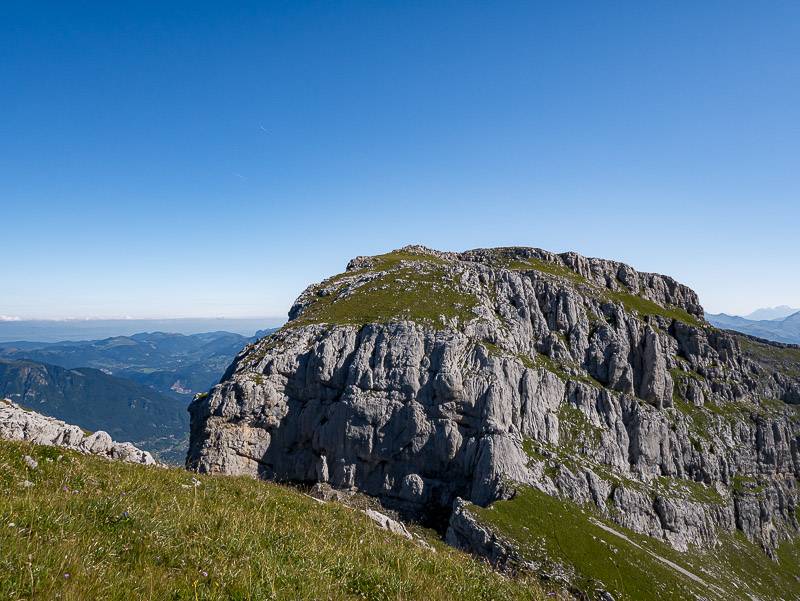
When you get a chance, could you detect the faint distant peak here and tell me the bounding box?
[744,305,800,321]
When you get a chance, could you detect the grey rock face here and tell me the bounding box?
[0,399,156,465]
[446,497,534,575]
[188,246,800,553]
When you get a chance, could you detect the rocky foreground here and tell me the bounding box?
[187,245,800,599]
[0,398,156,465]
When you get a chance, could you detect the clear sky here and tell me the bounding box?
[2,1,798,320]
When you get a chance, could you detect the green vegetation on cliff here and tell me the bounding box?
[483,249,704,327]
[290,251,478,329]
[0,440,545,601]
[605,289,704,328]
[738,335,800,379]
[505,256,586,284]
[290,247,706,332]
[471,486,800,601]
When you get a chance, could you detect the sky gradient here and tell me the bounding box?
[2,1,799,320]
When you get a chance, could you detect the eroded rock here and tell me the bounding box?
[0,400,156,465]
[187,245,800,554]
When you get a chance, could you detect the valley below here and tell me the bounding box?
[0,329,276,462]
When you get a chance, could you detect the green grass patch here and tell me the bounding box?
[479,340,504,358]
[558,403,602,452]
[738,337,800,379]
[472,485,800,601]
[504,257,586,284]
[670,398,712,440]
[290,260,478,330]
[732,475,766,494]
[245,335,283,364]
[529,353,569,380]
[520,439,565,479]
[605,290,704,328]
[0,439,545,601]
[669,367,705,384]
[703,532,800,600]
[653,476,725,506]
[760,397,788,412]
[370,250,448,270]
[472,487,707,600]
[483,344,570,379]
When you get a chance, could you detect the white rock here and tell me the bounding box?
[365,508,412,539]
[0,400,156,465]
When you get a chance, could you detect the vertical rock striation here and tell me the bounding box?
[188,246,800,555]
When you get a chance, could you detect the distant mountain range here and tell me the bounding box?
[0,329,276,399]
[743,305,800,321]
[0,328,277,462]
[0,317,284,343]
[706,310,800,344]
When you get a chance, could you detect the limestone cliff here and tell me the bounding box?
[187,246,800,562]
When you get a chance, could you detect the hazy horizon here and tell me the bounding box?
[0,317,285,343]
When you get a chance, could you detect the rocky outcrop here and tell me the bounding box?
[446,498,534,574]
[1,398,156,465]
[187,245,800,556]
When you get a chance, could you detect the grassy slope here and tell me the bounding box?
[472,487,800,601]
[738,335,800,379]
[290,251,477,329]
[0,440,547,601]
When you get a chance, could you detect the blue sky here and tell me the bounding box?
[2,1,798,320]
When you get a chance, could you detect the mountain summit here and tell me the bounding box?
[188,246,800,600]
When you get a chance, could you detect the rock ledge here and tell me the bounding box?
[0,398,156,465]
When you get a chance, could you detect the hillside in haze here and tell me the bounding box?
[0,358,187,462]
[0,329,277,400]
[744,306,800,321]
[0,318,283,343]
[707,310,800,344]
